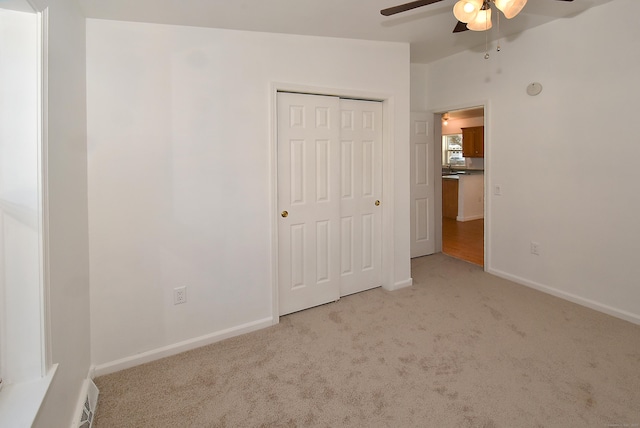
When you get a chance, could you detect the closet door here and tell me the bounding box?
[277,92,341,315]
[339,99,383,296]
[277,93,383,315]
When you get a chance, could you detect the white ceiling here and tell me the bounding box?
[80,0,613,64]
[0,0,37,12]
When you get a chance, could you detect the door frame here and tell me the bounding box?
[430,100,490,271]
[269,82,396,322]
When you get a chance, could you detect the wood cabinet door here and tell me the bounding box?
[462,126,484,158]
[442,178,459,219]
[473,127,484,157]
[462,127,475,157]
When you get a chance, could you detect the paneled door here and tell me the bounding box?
[277,93,383,315]
[277,92,342,315]
[339,99,383,296]
[410,112,435,257]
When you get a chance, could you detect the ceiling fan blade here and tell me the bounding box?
[453,21,468,33]
[380,0,444,16]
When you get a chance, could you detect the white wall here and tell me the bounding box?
[30,0,91,426]
[410,63,429,112]
[442,116,483,136]
[418,0,640,323]
[86,20,412,370]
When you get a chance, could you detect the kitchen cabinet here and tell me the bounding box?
[462,126,484,158]
[442,178,458,219]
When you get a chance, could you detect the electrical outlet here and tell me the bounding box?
[530,242,540,256]
[174,286,187,305]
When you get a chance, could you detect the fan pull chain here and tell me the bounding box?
[484,1,502,59]
[496,5,501,52]
[485,31,489,59]
[484,2,490,59]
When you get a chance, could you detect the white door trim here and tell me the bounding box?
[269,82,396,322]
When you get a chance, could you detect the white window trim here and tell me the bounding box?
[0,5,55,426]
[0,365,57,427]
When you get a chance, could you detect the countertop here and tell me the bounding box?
[442,170,484,180]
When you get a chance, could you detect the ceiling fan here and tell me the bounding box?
[381,0,574,33]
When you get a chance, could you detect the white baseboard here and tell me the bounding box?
[384,277,413,291]
[488,268,640,326]
[456,214,484,222]
[92,317,274,377]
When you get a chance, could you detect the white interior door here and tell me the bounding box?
[339,99,383,296]
[277,93,383,315]
[410,112,435,258]
[277,92,341,315]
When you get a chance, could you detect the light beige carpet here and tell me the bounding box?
[94,254,640,427]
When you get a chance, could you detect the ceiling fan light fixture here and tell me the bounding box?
[453,0,482,23]
[466,7,492,31]
[493,0,528,19]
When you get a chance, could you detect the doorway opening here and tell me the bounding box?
[439,106,485,266]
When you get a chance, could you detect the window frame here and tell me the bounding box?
[442,133,465,167]
[0,4,55,426]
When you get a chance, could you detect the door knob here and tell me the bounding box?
[281,211,288,218]
[375,200,380,206]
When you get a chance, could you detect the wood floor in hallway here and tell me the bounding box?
[442,217,484,266]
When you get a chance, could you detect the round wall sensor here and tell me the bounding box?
[527,82,543,96]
